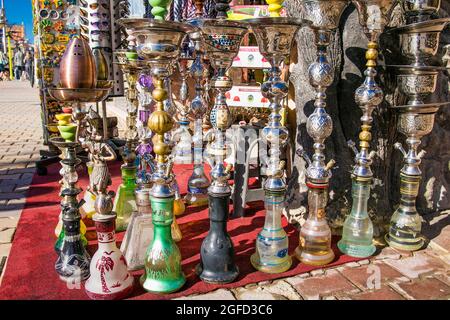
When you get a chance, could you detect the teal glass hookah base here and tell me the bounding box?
[338,179,376,258]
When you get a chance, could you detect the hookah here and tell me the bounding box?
[82,109,134,300]
[338,0,397,257]
[47,36,113,284]
[113,47,141,232]
[294,0,348,266]
[53,113,88,252]
[118,17,195,293]
[115,50,155,270]
[385,3,450,251]
[184,1,211,208]
[190,2,248,284]
[171,38,194,165]
[50,136,91,283]
[245,17,310,273]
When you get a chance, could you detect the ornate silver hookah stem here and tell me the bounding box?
[298,26,336,191]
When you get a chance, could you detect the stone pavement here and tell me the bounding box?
[0,80,449,299]
[0,80,42,284]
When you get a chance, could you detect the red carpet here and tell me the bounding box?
[0,161,361,300]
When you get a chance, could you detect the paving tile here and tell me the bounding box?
[395,277,450,300]
[286,269,360,300]
[373,247,402,261]
[0,228,15,244]
[0,243,12,256]
[234,280,302,300]
[175,289,235,300]
[0,192,26,200]
[0,184,16,193]
[347,285,405,300]
[0,217,19,230]
[430,224,450,254]
[385,251,448,279]
[0,174,21,180]
[339,261,404,290]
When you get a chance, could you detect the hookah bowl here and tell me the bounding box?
[245,17,310,273]
[120,188,154,271]
[266,0,284,17]
[294,0,349,265]
[183,27,210,207]
[59,36,97,89]
[394,18,450,67]
[50,138,91,283]
[148,0,172,20]
[401,0,442,23]
[118,18,194,293]
[193,18,248,284]
[338,0,397,258]
[396,65,439,106]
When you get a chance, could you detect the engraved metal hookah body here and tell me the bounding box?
[193,15,248,284]
[295,0,349,266]
[385,14,450,251]
[338,0,397,257]
[245,17,310,273]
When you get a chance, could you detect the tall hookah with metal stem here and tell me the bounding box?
[294,0,349,266]
[338,0,397,257]
[192,7,248,284]
[385,3,450,251]
[185,2,211,207]
[113,39,140,233]
[245,17,310,274]
[118,18,194,294]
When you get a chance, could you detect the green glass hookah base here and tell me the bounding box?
[141,196,186,293]
[337,239,376,258]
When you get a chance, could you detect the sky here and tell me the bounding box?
[3,0,34,43]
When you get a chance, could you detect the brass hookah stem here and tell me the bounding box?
[351,40,381,183]
[148,77,174,171]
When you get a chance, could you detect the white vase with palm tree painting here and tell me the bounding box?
[85,212,134,300]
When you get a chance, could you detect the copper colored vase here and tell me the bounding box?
[60,37,97,89]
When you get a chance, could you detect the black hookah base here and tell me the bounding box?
[195,263,239,285]
[195,193,239,284]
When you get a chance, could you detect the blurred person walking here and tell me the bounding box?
[13,48,23,80]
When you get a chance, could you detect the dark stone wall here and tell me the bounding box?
[284,1,450,236]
